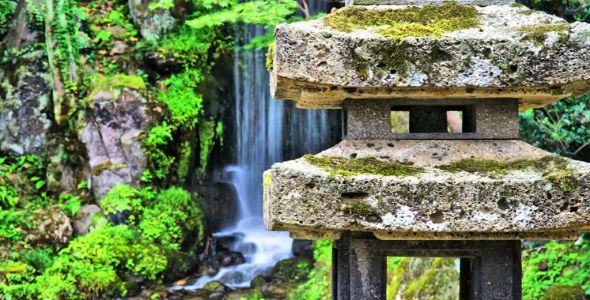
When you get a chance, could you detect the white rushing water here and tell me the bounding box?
[178,0,338,290]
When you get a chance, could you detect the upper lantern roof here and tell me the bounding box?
[269,2,590,109]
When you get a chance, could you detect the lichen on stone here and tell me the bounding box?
[518,23,569,44]
[324,2,480,40]
[303,154,424,177]
[266,43,275,72]
[439,156,580,192]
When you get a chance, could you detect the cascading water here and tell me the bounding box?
[178,0,339,290]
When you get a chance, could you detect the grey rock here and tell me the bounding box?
[270,4,590,109]
[73,204,101,235]
[0,50,52,155]
[128,0,176,42]
[263,140,590,240]
[80,81,151,199]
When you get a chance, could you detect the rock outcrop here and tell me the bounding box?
[79,75,152,199]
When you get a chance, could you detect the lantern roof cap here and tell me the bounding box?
[269,3,590,109]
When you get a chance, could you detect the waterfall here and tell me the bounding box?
[177,0,340,290]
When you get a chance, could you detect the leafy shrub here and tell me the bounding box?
[289,240,332,300]
[523,240,590,299]
[520,94,590,159]
[99,184,143,215]
[140,187,204,251]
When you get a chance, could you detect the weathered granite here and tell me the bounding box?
[263,140,590,240]
[270,4,590,109]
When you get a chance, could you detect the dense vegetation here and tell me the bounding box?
[0,0,589,299]
[0,0,300,298]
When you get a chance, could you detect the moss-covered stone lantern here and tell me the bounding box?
[264,0,590,299]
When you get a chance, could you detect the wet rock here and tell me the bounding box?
[164,250,199,282]
[73,204,101,235]
[209,292,225,300]
[26,206,73,246]
[291,239,314,258]
[194,182,239,231]
[270,258,312,282]
[79,75,151,199]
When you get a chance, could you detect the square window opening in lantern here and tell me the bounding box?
[386,256,461,299]
[391,106,476,134]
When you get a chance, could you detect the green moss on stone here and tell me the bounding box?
[324,2,480,40]
[88,74,146,102]
[304,154,423,177]
[263,173,272,188]
[518,23,569,44]
[543,169,579,192]
[266,43,275,72]
[439,156,567,175]
[439,156,580,192]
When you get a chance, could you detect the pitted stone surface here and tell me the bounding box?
[263,140,590,240]
[351,0,513,5]
[270,5,590,108]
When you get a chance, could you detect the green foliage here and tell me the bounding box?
[0,0,15,36]
[139,187,204,251]
[58,193,81,218]
[519,94,590,158]
[99,184,142,215]
[144,123,175,181]
[0,155,47,209]
[157,69,203,128]
[520,0,590,22]
[1,185,204,299]
[289,240,332,300]
[523,240,590,299]
[188,0,298,28]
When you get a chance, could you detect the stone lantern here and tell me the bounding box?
[263,0,590,299]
